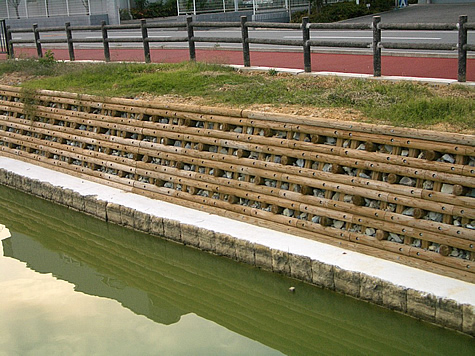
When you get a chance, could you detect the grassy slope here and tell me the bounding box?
[1,59,473,133]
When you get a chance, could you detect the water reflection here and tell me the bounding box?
[1,185,474,355]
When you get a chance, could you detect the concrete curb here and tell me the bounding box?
[0,157,473,336]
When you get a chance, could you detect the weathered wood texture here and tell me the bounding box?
[0,85,474,282]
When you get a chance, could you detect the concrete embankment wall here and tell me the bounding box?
[1,158,475,336]
[0,85,474,334]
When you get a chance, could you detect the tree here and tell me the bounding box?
[81,0,90,15]
[8,0,22,19]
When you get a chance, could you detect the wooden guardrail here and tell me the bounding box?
[0,85,474,282]
[5,15,474,82]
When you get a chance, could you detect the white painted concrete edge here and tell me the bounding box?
[1,156,474,306]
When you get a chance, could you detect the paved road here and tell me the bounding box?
[341,3,475,24]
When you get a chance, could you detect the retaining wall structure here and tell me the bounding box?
[0,84,474,334]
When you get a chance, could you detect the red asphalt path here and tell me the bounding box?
[2,47,474,81]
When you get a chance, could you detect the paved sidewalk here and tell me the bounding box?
[3,47,474,82]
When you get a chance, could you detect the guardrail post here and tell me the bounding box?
[187,16,196,61]
[302,17,311,73]
[101,20,110,62]
[372,16,381,77]
[241,16,250,67]
[141,19,151,63]
[65,22,75,61]
[6,26,13,58]
[32,23,42,58]
[457,15,467,83]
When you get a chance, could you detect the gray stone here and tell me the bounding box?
[382,281,407,312]
[311,260,335,289]
[435,298,463,331]
[334,266,360,298]
[272,249,290,275]
[360,275,384,305]
[255,244,273,271]
[440,184,453,195]
[407,289,436,322]
[163,219,182,242]
[400,176,415,187]
[289,253,312,283]
[215,233,237,259]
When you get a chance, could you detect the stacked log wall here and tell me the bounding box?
[0,85,473,283]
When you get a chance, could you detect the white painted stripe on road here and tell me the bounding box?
[284,36,441,40]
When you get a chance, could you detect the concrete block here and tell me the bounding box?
[360,274,384,305]
[106,202,122,224]
[235,239,255,266]
[289,253,312,283]
[382,281,407,313]
[407,289,436,322]
[215,233,236,259]
[41,182,54,200]
[95,199,107,221]
[71,191,85,211]
[462,304,475,337]
[334,266,360,298]
[20,175,32,193]
[120,205,135,228]
[181,224,200,248]
[311,260,335,290]
[435,298,463,331]
[254,244,272,270]
[133,210,151,233]
[272,249,290,275]
[50,185,63,204]
[61,188,74,208]
[163,218,182,242]
[198,227,215,252]
[30,179,43,197]
[84,195,99,216]
[149,215,164,236]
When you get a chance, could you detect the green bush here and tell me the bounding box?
[293,0,396,23]
[130,0,177,19]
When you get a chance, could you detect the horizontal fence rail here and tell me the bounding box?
[0,85,474,282]
[4,15,474,82]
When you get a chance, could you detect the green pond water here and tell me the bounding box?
[0,184,474,355]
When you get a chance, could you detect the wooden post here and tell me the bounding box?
[6,25,14,58]
[141,19,151,63]
[65,22,75,61]
[33,23,42,58]
[241,16,250,67]
[186,16,196,62]
[457,15,467,83]
[372,16,381,77]
[101,21,110,62]
[302,17,311,73]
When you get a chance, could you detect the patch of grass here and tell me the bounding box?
[2,59,473,132]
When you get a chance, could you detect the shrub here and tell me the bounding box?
[130,0,177,19]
